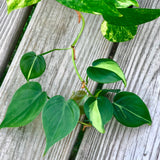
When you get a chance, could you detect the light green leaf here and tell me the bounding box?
[7,0,41,13]
[101,21,137,42]
[84,96,113,133]
[113,92,152,127]
[103,8,160,26]
[115,0,139,8]
[56,0,122,17]
[70,90,88,115]
[0,82,47,128]
[20,52,46,81]
[42,96,80,155]
[87,59,127,86]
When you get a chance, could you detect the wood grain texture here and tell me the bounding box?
[0,0,113,159]
[0,0,32,79]
[76,1,160,160]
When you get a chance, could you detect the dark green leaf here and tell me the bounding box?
[7,0,41,13]
[70,90,88,115]
[0,82,47,128]
[87,59,126,86]
[113,92,152,127]
[84,96,113,133]
[42,96,80,155]
[56,0,122,17]
[101,21,137,42]
[95,89,121,97]
[103,8,160,26]
[20,52,46,81]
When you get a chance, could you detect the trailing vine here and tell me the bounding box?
[1,0,160,155]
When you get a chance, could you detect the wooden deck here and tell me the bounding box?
[0,0,160,159]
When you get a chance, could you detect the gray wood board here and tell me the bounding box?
[0,0,32,79]
[0,0,113,159]
[76,0,160,160]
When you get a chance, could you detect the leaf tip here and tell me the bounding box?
[7,8,12,14]
[148,120,152,126]
[135,2,139,7]
[43,147,48,156]
[124,81,127,87]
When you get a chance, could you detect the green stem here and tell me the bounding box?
[84,86,93,97]
[78,121,91,126]
[71,48,93,97]
[71,48,83,82]
[39,47,71,56]
[71,13,85,47]
[86,75,89,85]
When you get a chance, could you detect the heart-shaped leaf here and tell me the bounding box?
[70,91,88,115]
[101,21,137,42]
[42,95,80,155]
[87,59,127,86]
[84,96,113,133]
[103,8,160,26]
[113,92,152,127]
[20,52,46,81]
[7,0,41,13]
[0,82,47,128]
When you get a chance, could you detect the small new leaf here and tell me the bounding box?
[87,59,127,86]
[42,96,80,155]
[0,82,47,128]
[84,96,113,133]
[70,90,88,115]
[20,52,46,81]
[101,21,137,42]
[113,92,152,127]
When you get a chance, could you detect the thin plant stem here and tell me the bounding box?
[71,48,93,97]
[78,121,91,126]
[71,13,85,47]
[39,47,71,56]
[71,48,83,82]
[84,86,93,97]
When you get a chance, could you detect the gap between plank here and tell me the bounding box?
[69,42,119,160]
[0,5,36,86]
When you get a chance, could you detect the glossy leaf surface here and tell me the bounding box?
[56,0,122,17]
[115,0,139,8]
[7,0,41,13]
[87,59,126,86]
[84,96,113,133]
[0,82,47,128]
[42,96,80,155]
[113,92,152,127]
[103,8,160,26]
[20,52,46,81]
[101,21,137,42]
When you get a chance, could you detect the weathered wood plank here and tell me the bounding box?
[0,0,32,79]
[0,0,113,159]
[76,1,160,160]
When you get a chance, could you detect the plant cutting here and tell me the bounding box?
[1,0,160,155]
